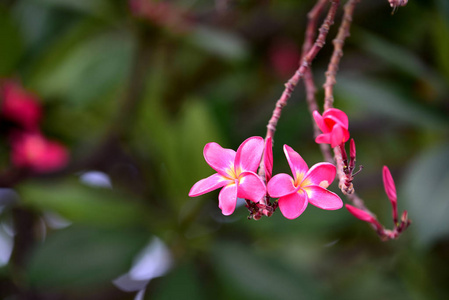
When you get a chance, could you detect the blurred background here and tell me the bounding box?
[0,0,448,299]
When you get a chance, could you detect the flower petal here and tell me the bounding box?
[345,204,375,223]
[263,137,273,182]
[189,173,230,197]
[313,110,327,133]
[303,162,336,188]
[283,145,308,180]
[218,183,238,216]
[315,133,331,145]
[303,185,343,210]
[203,142,236,175]
[235,136,264,172]
[330,124,345,148]
[267,173,296,198]
[323,108,348,129]
[237,171,266,203]
[278,190,308,219]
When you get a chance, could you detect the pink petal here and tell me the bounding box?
[323,108,349,129]
[283,145,308,180]
[382,166,397,203]
[313,110,327,133]
[189,173,230,197]
[330,124,345,148]
[278,190,308,219]
[303,162,336,188]
[235,136,264,172]
[303,185,343,210]
[263,137,273,182]
[203,142,236,176]
[237,171,266,203]
[218,183,238,215]
[345,204,375,223]
[315,133,331,145]
[33,140,68,172]
[267,173,296,198]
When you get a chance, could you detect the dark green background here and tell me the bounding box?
[0,0,448,299]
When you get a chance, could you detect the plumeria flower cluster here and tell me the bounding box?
[0,80,68,173]
[189,136,343,219]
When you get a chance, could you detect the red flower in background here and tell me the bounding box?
[11,132,68,173]
[269,39,301,79]
[1,81,42,130]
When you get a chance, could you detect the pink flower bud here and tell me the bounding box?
[263,137,273,182]
[382,166,397,203]
[349,139,356,160]
[345,204,375,223]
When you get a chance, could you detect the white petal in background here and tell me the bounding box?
[113,237,173,298]
[79,171,112,188]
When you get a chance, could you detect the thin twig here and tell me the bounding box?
[264,0,340,141]
[324,0,359,111]
[301,0,334,163]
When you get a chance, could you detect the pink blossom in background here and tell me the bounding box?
[0,81,42,130]
[129,0,192,33]
[11,132,68,173]
[269,39,301,78]
[313,108,350,148]
[189,137,266,216]
[267,145,342,219]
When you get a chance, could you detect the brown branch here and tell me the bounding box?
[324,0,359,111]
[301,0,335,164]
[317,0,411,241]
[264,0,340,141]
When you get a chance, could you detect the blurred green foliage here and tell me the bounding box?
[0,0,449,299]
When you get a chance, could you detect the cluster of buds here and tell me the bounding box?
[0,80,68,173]
[346,166,411,240]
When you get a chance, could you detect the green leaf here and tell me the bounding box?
[32,30,135,106]
[431,15,449,81]
[336,75,448,129]
[189,26,248,61]
[19,180,146,228]
[212,242,324,300]
[0,7,24,75]
[32,0,114,18]
[152,263,206,300]
[26,224,149,290]
[402,143,449,248]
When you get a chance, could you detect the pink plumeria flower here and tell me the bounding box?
[267,145,343,219]
[313,108,350,148]
[1,80,42,130]
[189,137,266,216]
[11,132,69,173]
